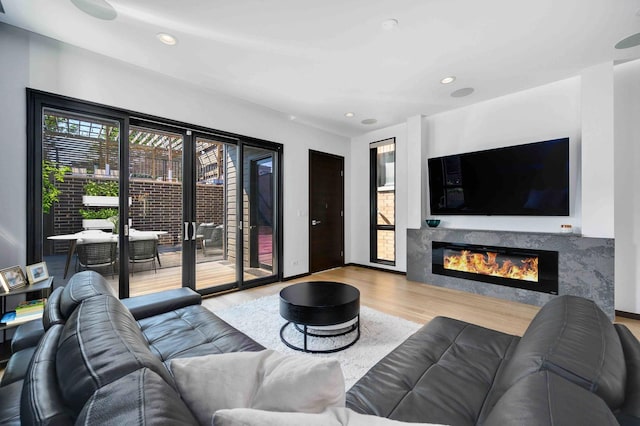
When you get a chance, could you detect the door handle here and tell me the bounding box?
[184,222,189,241]
[311,220,322,226]
[191,222,196,240]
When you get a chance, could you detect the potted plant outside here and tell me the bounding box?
[82,181,131,207]
[80,208,118,230]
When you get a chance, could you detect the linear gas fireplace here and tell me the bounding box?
[432,242,559,295]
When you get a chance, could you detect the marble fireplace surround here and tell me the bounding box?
[407,228,615,319]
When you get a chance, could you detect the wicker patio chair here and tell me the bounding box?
[76,240,118,278]
[129,237,158,275]
[196,223,223,256]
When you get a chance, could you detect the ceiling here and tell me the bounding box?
[1,0,640,137]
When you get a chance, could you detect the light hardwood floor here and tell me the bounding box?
[205,265,640,339]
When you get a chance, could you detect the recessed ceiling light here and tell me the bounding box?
[361,118,377,125]
[288,115,297,121]
[381,19,399,31]
[440,76,456,84]
[615,32,640,49]
[157,32,178,46]
[70,0,117,20]
[344,112,355,118]
[451,87,475,98]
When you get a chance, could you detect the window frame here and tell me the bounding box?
[369,138,396,266]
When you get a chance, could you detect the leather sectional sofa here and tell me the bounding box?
[0,271,638,425]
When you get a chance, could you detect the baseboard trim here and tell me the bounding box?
[282,272,311,282]
[616,310,640,320]
[345,263,407,275]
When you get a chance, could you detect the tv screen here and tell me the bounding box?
[428,138,569,216]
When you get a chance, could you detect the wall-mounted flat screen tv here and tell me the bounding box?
[428,138,569,216]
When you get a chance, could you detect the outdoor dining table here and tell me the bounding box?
[48,230,167,278]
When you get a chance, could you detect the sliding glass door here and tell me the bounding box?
[127,125,184,296]
[28,90,282,298]
[193,135,238,293]
[40,108,122,291]
[242,145,277,284]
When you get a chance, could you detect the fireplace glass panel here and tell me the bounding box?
[432,241,558,295]
[443,248,539,282]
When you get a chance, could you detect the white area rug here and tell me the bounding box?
[202,295,422,389]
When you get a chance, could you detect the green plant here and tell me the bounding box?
[107,215,119,234]
[42,160,71,214]
[79,208,119,219]
[84,181,118,196]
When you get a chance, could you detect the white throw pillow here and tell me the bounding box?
[170,350,345,425]
[212,407,448,426]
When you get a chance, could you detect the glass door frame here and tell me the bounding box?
[27,89,283,298]
[27,90,135,298]
[188,130,240,296]
[237,139,283,291]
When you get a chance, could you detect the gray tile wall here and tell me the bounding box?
[407,228,615,319]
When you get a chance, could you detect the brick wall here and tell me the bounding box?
[377,190,395,262]
[46,175,224,254]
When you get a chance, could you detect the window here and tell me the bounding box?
[370,138,395,265]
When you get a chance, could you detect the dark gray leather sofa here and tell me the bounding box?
[0,271,263,425]
[1,270,639,425]
[347,295,640,425]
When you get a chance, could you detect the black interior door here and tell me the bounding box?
[309,150,344,273]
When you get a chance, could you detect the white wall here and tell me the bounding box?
[581,63,615,238]
[349,123,407,272]
[0,24,29,268]
[614,59,640,313]
[0,23,350,278]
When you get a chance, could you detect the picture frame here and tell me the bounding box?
[26,262,49,284]
[0,266,27,292]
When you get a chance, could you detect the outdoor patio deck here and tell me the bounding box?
[44,249,273,297]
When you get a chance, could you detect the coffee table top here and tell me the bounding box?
[279,281,360,326]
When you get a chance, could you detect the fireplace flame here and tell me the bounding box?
[443,250,539,282]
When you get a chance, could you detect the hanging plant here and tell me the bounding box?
[42,160,71,214]
[84,181,118,196]
[79,208,119,219]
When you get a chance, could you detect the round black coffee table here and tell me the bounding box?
[279,281,360,353]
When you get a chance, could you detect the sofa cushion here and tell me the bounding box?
[483,370,619,426]
[0,380,24,426]
[75,368,198,426]
[20,324,72,426]
[122,287,202,321]
[483,295,626,417]
[170,350,345,425]
[59,270,114,318]
[138,304,264,361]
[615,323,640,419]
[213,407,446,426]
[43,286,65,330]
[56,294,174,416]
[346,316,519,425]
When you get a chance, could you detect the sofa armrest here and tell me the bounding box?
[11,319,44,353]
[0,346,36,387]
[122,287,202,320]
